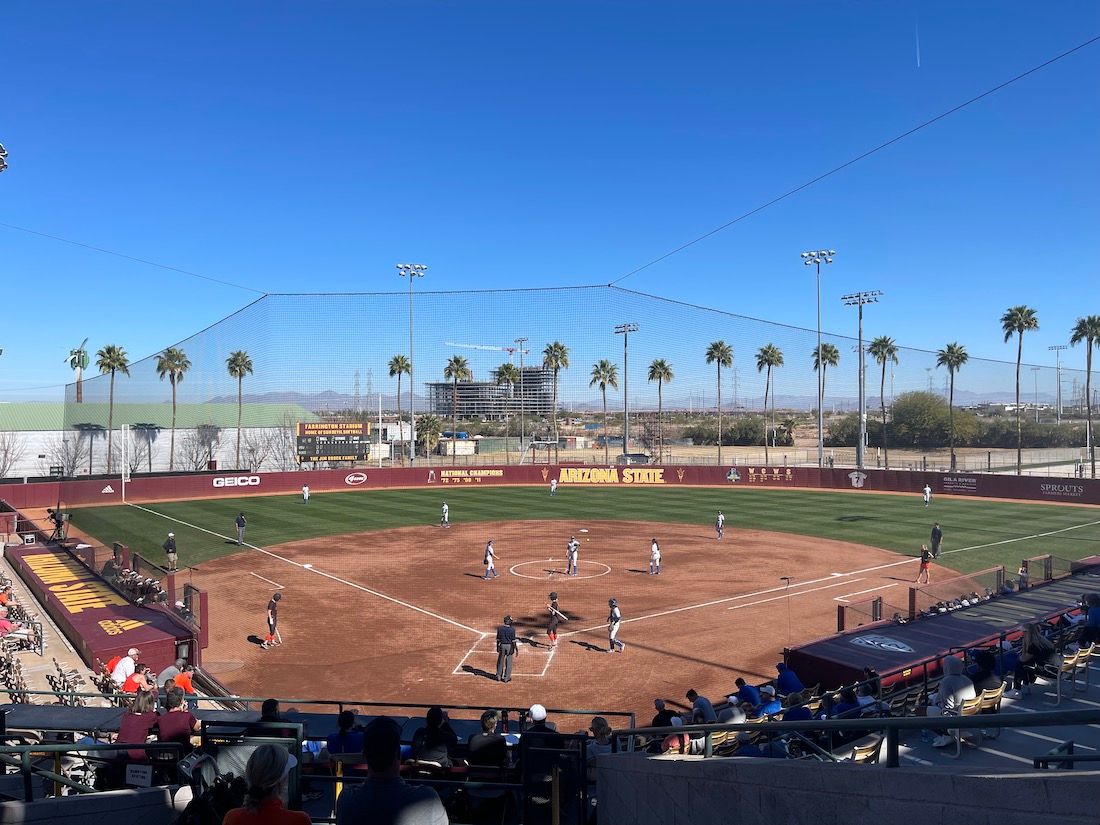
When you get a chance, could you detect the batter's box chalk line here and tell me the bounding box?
[451,634,555,678]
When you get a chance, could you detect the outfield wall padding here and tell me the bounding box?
[0,465,1097,510]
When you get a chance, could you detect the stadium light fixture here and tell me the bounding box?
[397,263,427,465]
[614,323,639,458]
[803,249,836,468]
[841,290,882,470]
[0,143,8,174]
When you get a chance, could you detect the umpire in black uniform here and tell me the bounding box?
[495,615,518,682]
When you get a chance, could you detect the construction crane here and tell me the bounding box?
[445,342,530,362]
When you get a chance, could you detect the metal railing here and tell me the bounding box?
[612,707,1100,768]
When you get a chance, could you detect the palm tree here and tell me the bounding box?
[868,336,900,469]
[443,355,472,466]
[388,354,411,464]
[417,414,443,456]
[1071,315,1100,478]
[496,362,521,464]
[95,344,130,473]
[542,342,570,440]
[226,350,254,469]
[705,341,733,464]
[1001,306,1040,474]
[936,342,969,471]
[155,346,191,471]
[811,342,840,402]
[647,358,674,463]
[755,344,784,464]
[590,359,619,464]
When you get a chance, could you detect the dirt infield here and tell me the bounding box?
[186,519,934,723]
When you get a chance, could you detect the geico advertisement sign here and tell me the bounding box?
[212,476,261,488]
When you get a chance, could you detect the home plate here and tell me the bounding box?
[303,563,314,569]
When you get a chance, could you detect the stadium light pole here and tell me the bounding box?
[515,337,528,450]
[397,263,427,466]
[841,290,882,471]
[802,249,835,469]
[1032,366,1041,423]
[1049,345,1066,422]
[614,323,639,458]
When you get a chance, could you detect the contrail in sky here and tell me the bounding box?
[915,18,921,68]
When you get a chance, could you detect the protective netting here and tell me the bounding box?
[909,567,1006,618]
[55,286,1091,474]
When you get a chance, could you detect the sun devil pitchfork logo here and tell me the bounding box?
[541,468,550,481]
[725,468,741,483]
[850,634,914,654]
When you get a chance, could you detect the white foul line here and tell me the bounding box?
[249,572,284,589]
[727,578,864,610]
[451,632,491,675]
[126,501,483,636]
[834,583,900,603]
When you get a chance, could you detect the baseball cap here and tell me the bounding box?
[529,704,547,722]
[168,532,174,537]
[761,685,776,697]
[653,698,665,709]
[670,716,683,727]
[127,648,140,656]
[727,696,740,706]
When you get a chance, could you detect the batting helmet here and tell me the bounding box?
[549,592,558,601]
[272,592,282,601]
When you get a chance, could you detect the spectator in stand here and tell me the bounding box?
[122,664,157,694]
[968,650,1003,692]
[660,717,691,754]
[830,687,862,718]
[651,699,677,729]
[733,677,761,708]
[781,692,813,723]
[223,744,310,825]
[584,717,614,761]
[467,710,509,769]
[0,607,39,649]
[156,685,200,750]
[158,658,185,690]
[754,685,783,717]
[685,689,718,723]
[732,731,764,758]
[336,717,447,825]
[718,698,747,725]
[117,690,160,760]
[326,710,365,755]
[523,704,565,749]
[862,667,881,696]
[0,584,16,607]
[173,664,196,695]
[774,662,804,696]
[411,706,458,768]
[1080,593,1100,647]
[995,640,1020,683]
[110,648,140,686]
[924,656,978,747]
[1007,623,1057,697]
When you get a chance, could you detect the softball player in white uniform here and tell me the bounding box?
[567,537,580,576]
[550,479,558,496]
[441,501,450,527]
[483,540,498,579]
[716,511,725,539]
[649,539,661,575]
[922,485,932,507]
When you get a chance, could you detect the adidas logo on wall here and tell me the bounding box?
[101,485,115,494]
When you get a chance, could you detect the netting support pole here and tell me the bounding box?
[837,603,846,633]
[872,596,882,623]
[908,586,917,621]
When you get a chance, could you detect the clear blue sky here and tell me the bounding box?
[1,1,1097,401]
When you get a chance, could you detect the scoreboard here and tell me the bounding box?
[295,422,371,463]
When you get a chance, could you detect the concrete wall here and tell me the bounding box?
[596,753,1099,825]
[0,786,187,824]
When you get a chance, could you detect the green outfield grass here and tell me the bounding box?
[66,486,1100,576]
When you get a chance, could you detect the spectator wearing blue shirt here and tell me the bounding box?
[732,731,764,757]
[685,689,717,723]
[734,677,761,708]
[327,710,365,754]
[831,687,862,718]
[1081,593,1100,646]
[781,692,813,723]
[774,662,804,696]
[754,685,782,717]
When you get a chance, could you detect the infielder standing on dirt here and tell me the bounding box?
[262,592,281,649]
[483,540,499,580]
[649,538,661,575]
[546,592,567,647]
[567,536,579,576]
[607,598,625,653]
[716,510,725,540]
[550,478,557,497]
[440,501,450,528]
